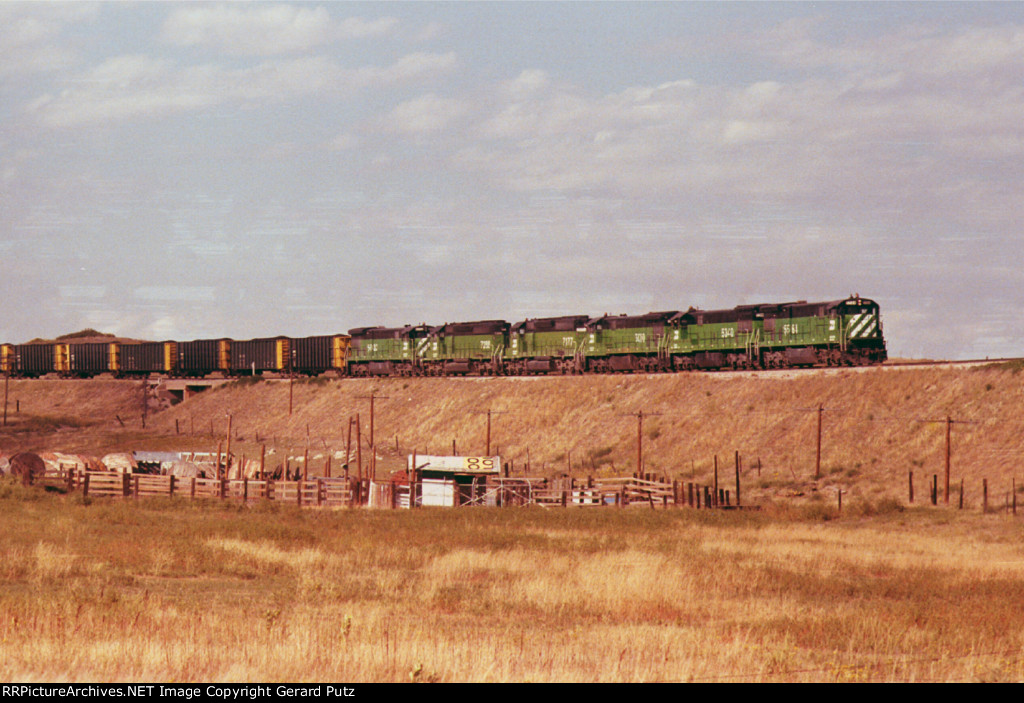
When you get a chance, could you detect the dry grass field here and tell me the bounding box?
[2,364,1023,682]
[0,485,1022,682]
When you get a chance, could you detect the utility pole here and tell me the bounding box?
[621,410,661,479]
[357,392,389,481]
[797,404,828,480]
[473,408,507,456]
[225,413,233,479]
[945,415,952,505]
[917,415,974,505]
[815,403,823,480]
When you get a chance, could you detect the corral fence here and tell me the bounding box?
[42,468,357,507]
[39,466,747,511]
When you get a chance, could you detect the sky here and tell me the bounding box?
[2,2,1024,359]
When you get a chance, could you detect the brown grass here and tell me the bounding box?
[0,485,1022,682]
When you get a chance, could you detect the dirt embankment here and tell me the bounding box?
[2,364,1022,504]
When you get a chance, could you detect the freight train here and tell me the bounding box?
[0,295,886,378]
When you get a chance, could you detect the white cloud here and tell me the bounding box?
[0,3,96,78]
[162,4,332,55]
[28,51,459,128]
[506,69,550,97]
[337,16,399,39]
[385,94,469,134]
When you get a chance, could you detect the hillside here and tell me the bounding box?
[2,363,1022,508]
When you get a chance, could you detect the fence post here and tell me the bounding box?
[908,471,914,503]
[83,473,90,498]
[983,478,988,513]
[169,475,176,498]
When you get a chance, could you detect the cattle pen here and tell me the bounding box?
[36,467,744,511]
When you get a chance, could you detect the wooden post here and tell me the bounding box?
[734,451,741,507]
[944,415,952,505]
[345,416,353,480]
[225,414,233,479]
[983,478,989,513]
[356,414,363,483]
[411,450,417,510]
[636,411,643,479]
[2,371,8,427]
[260,444,266,480]
[303,447,309,482]
[713,455,719,508]
[83,473,90,498]
[908,471,914,503]
[815,403,823,480]
[838,489,843,513]
[169,475,176,498]
[133,474,139,499]
[959,478,964,509]
[931,474,938,506]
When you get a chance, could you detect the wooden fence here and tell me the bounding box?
[39,468,746,511]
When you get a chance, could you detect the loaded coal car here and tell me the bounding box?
[506,314,590,374]
[10,343,64,377]
[118,342,177,376]
[421,320,509,375]
[67,342,118,377]
[348,325,430,376]
[290,334,351,376]
[177,338,230,377]
[583,311,684,373]
[230,336,289,375]
[0,344,14,375]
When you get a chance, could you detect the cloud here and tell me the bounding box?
[162,5,398,55]
[385,94,469,134]
[28,51,459,128]
[447,20,1024,236]
[0,3,97,78]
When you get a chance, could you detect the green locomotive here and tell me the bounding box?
[339,294,885,375]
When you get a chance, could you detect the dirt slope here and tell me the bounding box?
[2,364,1022,506]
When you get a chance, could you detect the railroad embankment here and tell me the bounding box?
[2,362,1022,505]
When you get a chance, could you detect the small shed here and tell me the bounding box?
[407,455,501,507]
